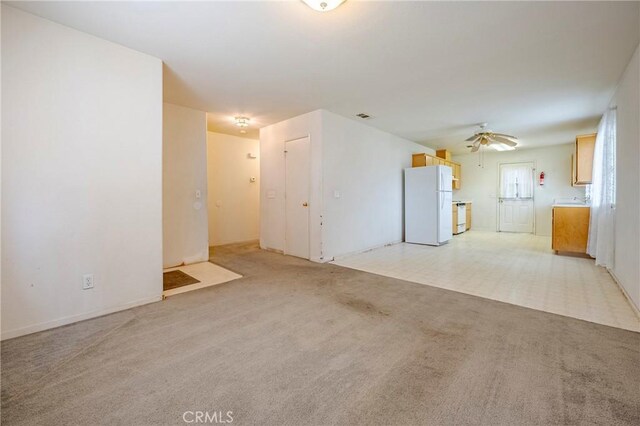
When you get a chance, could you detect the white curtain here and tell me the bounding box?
[587,109,616,267]
[500,164,533,199]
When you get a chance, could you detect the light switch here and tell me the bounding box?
[195,190,202,199]
[334,190,341,199]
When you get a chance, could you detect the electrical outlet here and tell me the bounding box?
[82,274,94,290]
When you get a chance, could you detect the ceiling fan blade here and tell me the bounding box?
[492,133,518,141]
[468,137,481,146]
[465,134,480,142]
[471,144,480,153]
[491,136,518,146]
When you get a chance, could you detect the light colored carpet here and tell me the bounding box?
[2,242,638,425]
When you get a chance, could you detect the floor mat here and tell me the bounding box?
[162,261,242,297]
[162,270,200,291]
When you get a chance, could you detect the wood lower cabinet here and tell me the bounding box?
[452,204,458,235]
[465,203,472,231]
[552,207,590,253]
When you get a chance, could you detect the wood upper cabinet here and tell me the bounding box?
[412,153,462,189]
[436,149,451,161]
[572,134,596,186]
[552,207,590,253]
[452,163,461,190]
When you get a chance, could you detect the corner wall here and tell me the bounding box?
[163,103,209,268]
[320,110,434,260]
[259,111,324,261]
[452,143,585,236]
[1,6,163,339]
[610,44,640,310]
[206,131,260,246]
[260,109,433,262]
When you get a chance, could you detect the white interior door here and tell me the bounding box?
[285,137,310,259]
[499,162,534,233]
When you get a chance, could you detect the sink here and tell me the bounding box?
[553,198,589,207]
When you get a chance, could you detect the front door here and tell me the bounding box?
[498,162,534,233]
[284,137,310,259]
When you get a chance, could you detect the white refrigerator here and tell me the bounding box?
[404,165,453,246]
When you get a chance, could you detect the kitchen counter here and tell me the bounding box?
[452,200,473,204]
[552,205,590,254]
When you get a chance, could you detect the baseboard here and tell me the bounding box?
[607,269,640,319]
[163,252,210,270]
[211,239,260,248]
[261,246,284,255]
[1,294,163,341]
[328,240,403,263]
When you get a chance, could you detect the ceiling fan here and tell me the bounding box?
[465,123,518,152]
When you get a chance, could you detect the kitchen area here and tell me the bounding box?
[334,130,638,331]
[409,150,473,245]
[408,133,598,252]
[552,133,595,255]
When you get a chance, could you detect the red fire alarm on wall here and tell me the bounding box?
[539,171,545,186]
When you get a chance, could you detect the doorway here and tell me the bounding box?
[284,136,310,259]
[498,162,534,233]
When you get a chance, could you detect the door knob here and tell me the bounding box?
[302,202,308,207]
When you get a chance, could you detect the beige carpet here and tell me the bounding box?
[1,242,638,425]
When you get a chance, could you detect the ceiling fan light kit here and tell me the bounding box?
[465,123,518,153]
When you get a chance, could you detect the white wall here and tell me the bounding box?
[260,109,432,262]
[206,131,260,246]
[1,6,163,339]
[453,143,585,236]
[163,103,209,268]
[610,45,640,310]
[321,110,434,260]
[260,111,324,261]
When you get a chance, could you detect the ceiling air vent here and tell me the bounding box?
[356,113,371,119]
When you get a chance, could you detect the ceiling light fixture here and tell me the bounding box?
[302,0,346,12]
[234,116,250,128]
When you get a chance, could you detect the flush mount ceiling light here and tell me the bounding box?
[302,0,346,12]
[234,116,250,128]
